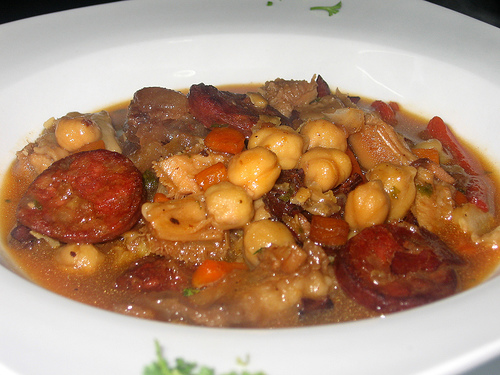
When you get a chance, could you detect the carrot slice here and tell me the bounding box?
[412,148,440,165]
[309,215,350,247]
[204,127,245,154]
[194,162,228,191]
[454,190,468,206]
[192,259,247,288]
[153,192,170,203]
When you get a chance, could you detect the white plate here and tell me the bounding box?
[1,0,500,374]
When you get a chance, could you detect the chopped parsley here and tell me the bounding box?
[389,186,401,199]
[277,190,293,202]
[310,1,342,16]
[253,247,265,255]
[265,0,343,17]
[30,200,43,210]
[143,169,159,201]
[144,341,267,375]
[182,288,200,297]
[416,183,434,196]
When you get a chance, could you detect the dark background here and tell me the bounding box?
[1,0,499,27]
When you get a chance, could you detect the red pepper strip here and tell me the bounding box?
[371,100,397,125]
[426,116,494,213]
[388,101,400,112]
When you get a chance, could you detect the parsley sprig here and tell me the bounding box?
[310,1,342,16]
[266,0,343,17]
[144,341,267,375]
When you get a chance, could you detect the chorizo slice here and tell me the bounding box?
[16,149,144,243]
[188,83,291,137]
[188,83,259,137]
[334,223,460,313]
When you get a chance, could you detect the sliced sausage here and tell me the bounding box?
[188,83,292,137]
[335,223,460,313]
[16,149,144,243]
[188,83,259,137]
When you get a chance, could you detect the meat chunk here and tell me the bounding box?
[411,167,455,234]
[188,83,294,137]
[263,169,306,220]
[260,78,318,118]
[134,241,334,327]
[115,255,193,292]
[153,151,229,198]
[188,83,260,137]
[348,113,417,170]
[127,87,190,128]
[123,222,229,265]
[13,131,70,185]
[124,87,207,150]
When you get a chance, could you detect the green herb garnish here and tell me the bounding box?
[310,1,342,16]
[416,183,434,196]
[389,186,401,199]
[277,191,292,202]
[182,288,200,297]
[253,247,265,255]
[143,169,159,202]
[144,341,267,375]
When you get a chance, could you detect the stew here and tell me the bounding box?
[2,76,500,328]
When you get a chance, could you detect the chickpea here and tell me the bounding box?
[227,146,281,199]
[205,181,254,230]
[366,163,417,221]
[297,147,352,192]
[248,126,305,170]
[55,115,102,152]
[300,119,347,151]
[243,219,296,267]
[55,243,104,273]
[344,180,390,230]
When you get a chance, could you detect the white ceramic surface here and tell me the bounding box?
[1,0,500,374]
